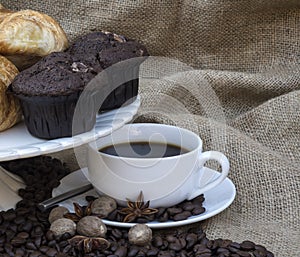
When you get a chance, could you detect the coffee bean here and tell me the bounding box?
[19,221,33,233]
[9,224,17,233]
[255,244,267,253]
[136,217,151,223]
[34,236,42,248]
[111,228,123,239]
[136,251,147,257]
[169,240,183,251]
[186,233,198,249]
[152,236,163,247]
[4,243,14,255]
[15,207,30,216]
[0,236,6,244]
[212,238,224,249]
[28,215,38,223]
[200,237,209,245]
[167,207,183,216]
[155,207,167,217]
[46,248,58,256]
[157,250,173,257]
[181,202,195,211]
[207,240,214,249]
[33,225,44,237]
[192,194,205,205]
[192,206,206,215]
[228,246,240,253]
[166,234,176,243]
[45,230,55,241]
[114,245,128,257]
[195,253,211,257]
[146,247,159,256]
[240,240,255,251]
[26,241,37,250]
[85,195,97,202]
[29,251,42,257]
[220,239,232,248]
[60,232,72,241]
[11,236,26,246]
[15,248,25,255]
[2,210,16,221]
[58,240,69,249]
[230,242,241,249]
[236,250,251,257]
[193,244,211,254]
[110,241,119,252]
[14,216,26,225]
[17,231,29,239]
[216,247,230,255]
[5,229,16,241]
[62,244,72,253]
[173,211,192,221]
[158,211,169,222]
[39,245,50,253]
[178,237,186,249]
[253,250,265,257]
[128,245,140,256]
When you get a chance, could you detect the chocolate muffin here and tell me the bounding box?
[9,52,98,139]
[67,31,148,110]
[9,31,148,139]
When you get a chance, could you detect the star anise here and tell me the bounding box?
[64,201,93,222]
[68,235,110,253]
[119,191,158,223]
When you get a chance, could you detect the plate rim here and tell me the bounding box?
[0,96,140,162]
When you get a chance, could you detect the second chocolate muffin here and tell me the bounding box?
[67,31,148,111]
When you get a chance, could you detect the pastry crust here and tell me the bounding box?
[0,9,68,69]
[0,55,21,132]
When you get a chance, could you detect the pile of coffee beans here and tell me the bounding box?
[0,156,275,257]
[88,194,205,223]
[1,156,71,204]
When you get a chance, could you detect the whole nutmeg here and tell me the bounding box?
[91,196,117,218]
[50,218,76,237]
[128,224,152,246]
[77,216,107,237]
[48,206,69,224]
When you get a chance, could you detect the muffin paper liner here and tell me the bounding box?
[99,64,139,111]
[8,87,96,139]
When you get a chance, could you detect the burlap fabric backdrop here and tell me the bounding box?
[2,1,300,256]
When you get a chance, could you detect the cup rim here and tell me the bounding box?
[89,123,202,160]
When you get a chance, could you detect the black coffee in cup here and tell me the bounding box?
[99,141,188,158]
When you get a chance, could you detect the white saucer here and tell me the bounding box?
[53,167,236,229]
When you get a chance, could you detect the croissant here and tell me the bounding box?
[0,55,21,132]
[0,6,68,70]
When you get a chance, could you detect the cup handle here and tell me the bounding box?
[187,151,230,200]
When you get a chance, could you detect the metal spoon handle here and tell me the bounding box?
[37,183,93,212]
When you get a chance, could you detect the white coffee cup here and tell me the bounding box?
[86,123,229,208]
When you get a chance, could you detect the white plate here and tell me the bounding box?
[0,96,140,162]
[53,166,236,229]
